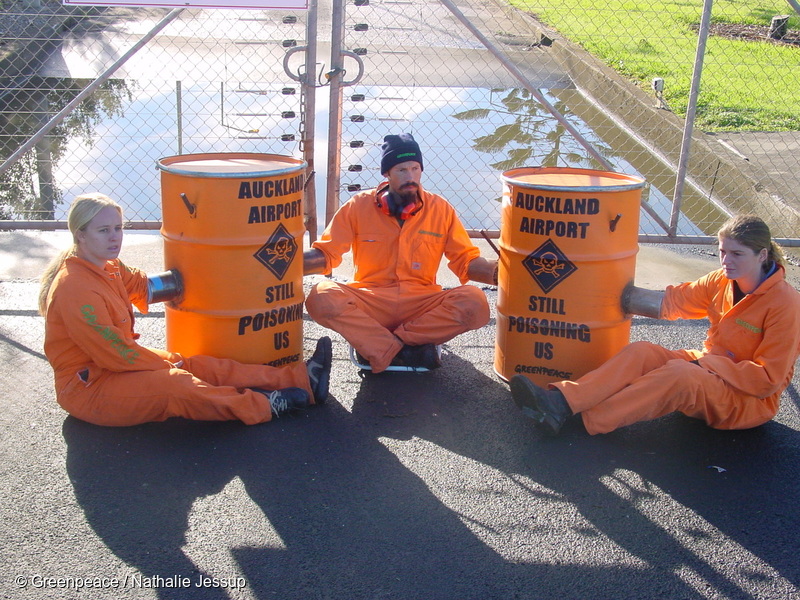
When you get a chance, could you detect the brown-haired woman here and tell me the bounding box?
[511,214,800,436]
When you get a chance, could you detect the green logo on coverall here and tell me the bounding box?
[81,304,139,364]
[735,318,762,334]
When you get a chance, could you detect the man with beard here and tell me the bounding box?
[303,133,497,373]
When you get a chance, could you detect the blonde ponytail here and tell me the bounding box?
[38,248,74,316]
[768,240,787,269]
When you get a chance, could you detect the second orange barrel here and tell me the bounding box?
[157,152,306,367]
[494,167,645,387]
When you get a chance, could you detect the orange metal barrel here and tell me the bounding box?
[494,167,645,387]
[157,153,306,367]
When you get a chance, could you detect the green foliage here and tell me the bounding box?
[452,108,492,121]
[511,0,800,131]
[0,78,133,219]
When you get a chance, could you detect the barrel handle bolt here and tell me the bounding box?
[610,213,622,232]
[181,192,197,218]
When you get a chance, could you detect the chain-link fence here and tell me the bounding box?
[1,0,798,243]
[506,0,800,243]
[0,4,308,225]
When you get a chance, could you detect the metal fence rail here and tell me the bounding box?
[1,0,798,245]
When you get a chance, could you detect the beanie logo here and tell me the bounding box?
[397,152,417,159]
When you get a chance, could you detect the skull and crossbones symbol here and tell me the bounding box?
[265,238,294,264]
[533,252,564,276]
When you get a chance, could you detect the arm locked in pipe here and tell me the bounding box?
[621,283,665,318]
[147,269,184,304]
[303,248,328,276]
[303,248,499,284]
[467,257,499,286]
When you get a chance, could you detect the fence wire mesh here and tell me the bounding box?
[0,4,307,223]
[507,0,800,241]
[0,0,798,242]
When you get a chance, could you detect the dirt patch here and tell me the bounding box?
[700,22,800,47]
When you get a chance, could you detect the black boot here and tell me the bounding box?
[306,336,332,403]
[392,343,441,370]
[510,375,572,435]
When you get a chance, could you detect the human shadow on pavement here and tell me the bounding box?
[363,346,800,599]
[64,396,539,599]
[63,417,241,600]
[62,335,800,600]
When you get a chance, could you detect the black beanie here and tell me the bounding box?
[380,133,424,175]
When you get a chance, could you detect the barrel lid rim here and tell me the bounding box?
[501,167,646,192]
[157,152,307,178]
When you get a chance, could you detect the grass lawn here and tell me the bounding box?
[510,0,800,131]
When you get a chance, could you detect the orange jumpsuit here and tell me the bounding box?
[305,183,490,372]
[553,266,800,434]
[43,256,311,427]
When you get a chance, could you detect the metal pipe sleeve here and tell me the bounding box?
[621,283,664,318]
[147,269,184,304]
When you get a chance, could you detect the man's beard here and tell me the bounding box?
[395,183,419,205]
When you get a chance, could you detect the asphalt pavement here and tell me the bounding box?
[1,230,800,600]
[2,3,800,597]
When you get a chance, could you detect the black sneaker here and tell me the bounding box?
[252,387,310,417]
[392,343,442,370]
[306,336,332,403]
[509,375,572,435]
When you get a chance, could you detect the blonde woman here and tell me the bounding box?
[511,215,800,436]
[40,193,331,427]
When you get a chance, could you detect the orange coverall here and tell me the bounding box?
[43,256,311,427]
[305,183,490,372]
[553,267,800,434]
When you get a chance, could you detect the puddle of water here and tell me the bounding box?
[552,88,726,237]
[2,79,706,237]
[51,79,302,220]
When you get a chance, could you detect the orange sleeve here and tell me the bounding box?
[118,260,151,314]
[50,274,175,372]
[443,208,481,284]
[311,198,357,274]
[660,270,722,320]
